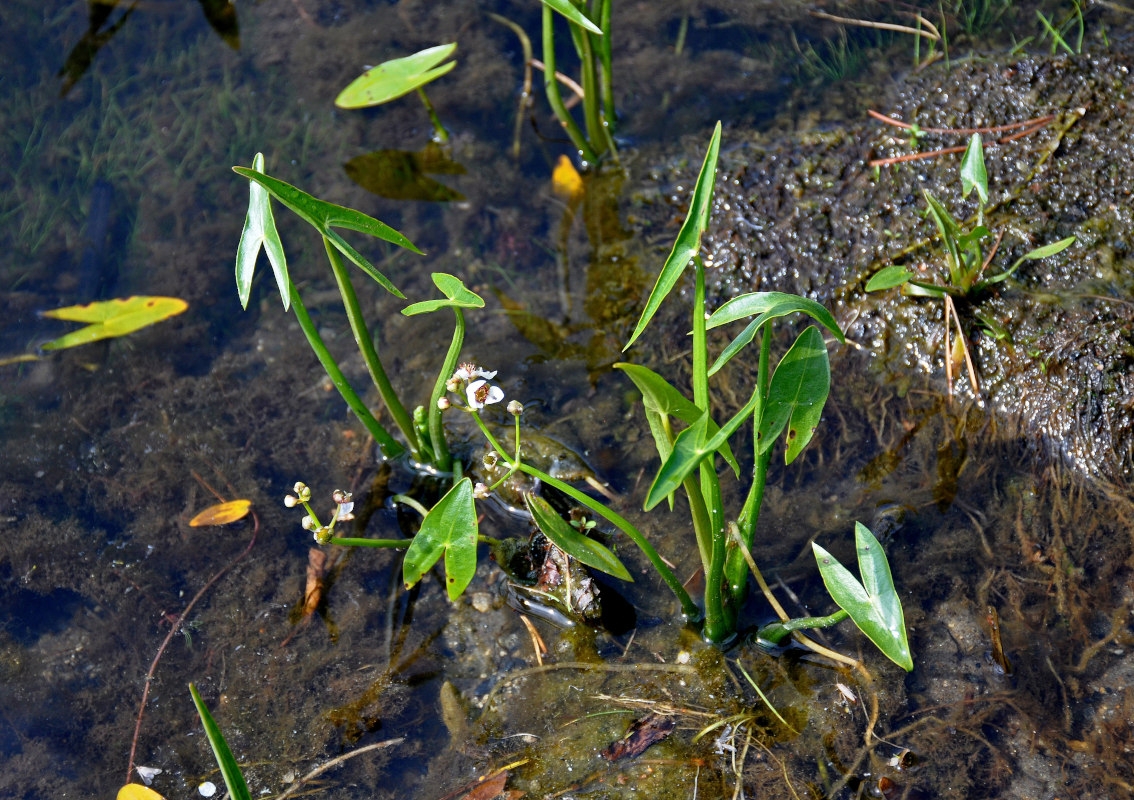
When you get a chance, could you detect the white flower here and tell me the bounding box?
[454,363,497,382]
[334,501,355,522]
[466,379,504,409]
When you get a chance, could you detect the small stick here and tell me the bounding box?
[529,58,586,100]
[126,512,260,784]
[945,294,980,395]
[519,614,547,666]
[868,109,1056,136]
[273,738,404,800]
[811,10,940,40]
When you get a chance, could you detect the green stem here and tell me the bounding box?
[417,87,449,143]
[573,19,604,155]
[693,257,730,642]
[425,308,464,473]
[758,610,850,645]
[472,410,699,621]
[288,285,404,458]
[542,5,598,163]
[326,537,409,549]
[727,320,772,607]
[323,237,423,457]
[592,0,618,160]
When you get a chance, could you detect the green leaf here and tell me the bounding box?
[624,122,721,350]
[1022,234,1076,260]
[232,167,421,297]
[40,296,188,351]
[705,291,843,376]
[644,387,762,510]
[524,494,632,581]
[235,152,289,310]
[402,272,485,315]
[758,326,831,464]
[865,265,913,292]
[189,683,253,800]
[335,44,457,108]
[812,522,913,671]
[923,190,963,287]
[403,478,478,601]
[960,133,988,204]
[538,0,603,35]
[615,363,740,477]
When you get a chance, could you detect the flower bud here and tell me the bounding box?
[293,482,311,502]
[284,494,298,508]
[473,482,491,500]
[507,400,523,416]
[437,397,451,410]
[301,515,315,531]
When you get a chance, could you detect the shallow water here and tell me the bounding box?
[2,2,1133,799]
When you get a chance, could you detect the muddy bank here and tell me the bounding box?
[639,53,1134,481]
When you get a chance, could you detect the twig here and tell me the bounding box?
[272,738,404,800]
[810,10,940,40]
[868,109,1056,136]
[529,58,586,100]
[126,512,260,784]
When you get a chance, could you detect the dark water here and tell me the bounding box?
[2,2,1133,799]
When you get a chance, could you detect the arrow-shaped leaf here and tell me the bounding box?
[40,296,188,351]
[524,494,632,581]
[625,122,720,350]
[758,326,831,464]
[812,522,912,671]
[706,291,843,376]
[232,167,421,297]
[616,362,740,478]
[235,152,289,310]
[402,272,485,316]
[403,478,478,601]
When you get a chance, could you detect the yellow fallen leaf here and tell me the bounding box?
[189,499,252,527]
[40,296,188,351]
[551,155,583,203]
[118,784,166,800]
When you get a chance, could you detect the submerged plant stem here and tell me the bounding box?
[288,284,404,458]
[323,237,422,457]
[542,5,598,163]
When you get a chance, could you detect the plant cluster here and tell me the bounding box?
[867,133,1074,392]
[332,0,617,163]
[234,122,911,670]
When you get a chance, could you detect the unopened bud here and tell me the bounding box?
[284,494,298,508]
[445,378,460,393]
[437,397,451,410]
[473,482,491,500]
[507,400,523,416]
[301,515,315,531]
[293,482,311,502]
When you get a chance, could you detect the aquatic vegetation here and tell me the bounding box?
[866,133,1075,392]
[189,683,251,800]
[235,153,472,469]
[335,44,458,143]
[264,124,911,667]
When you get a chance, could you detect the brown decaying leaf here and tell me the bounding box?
[600,712,676,761]
[302,547,327,617]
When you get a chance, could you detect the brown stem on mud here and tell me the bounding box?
[868,109,1057,136]
[125,512,260,785]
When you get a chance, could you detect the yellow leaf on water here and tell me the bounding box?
[189,499,252,527]
[118,784,166,800]
[551,155,583,203]
[40,296,188,351]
